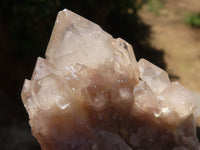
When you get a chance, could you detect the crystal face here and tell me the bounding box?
[21,9,200,150]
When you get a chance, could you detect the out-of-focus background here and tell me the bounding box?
[0,0,200,149]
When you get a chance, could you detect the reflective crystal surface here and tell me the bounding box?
[21,9,200,150]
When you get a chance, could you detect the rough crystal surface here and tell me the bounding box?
[21,9,200,150]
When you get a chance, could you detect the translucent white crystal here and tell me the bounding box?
[21,9,200,150]
[162,82,195,119]
[133,81,159,114]
[31,57,56,81]
[138,58,170,95]
[46,9,113,70]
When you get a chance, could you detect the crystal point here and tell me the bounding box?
[46,9,113,71]
[138,58,170,95]
[21,9,200,150]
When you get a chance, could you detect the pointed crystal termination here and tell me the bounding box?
[21,9,200,150]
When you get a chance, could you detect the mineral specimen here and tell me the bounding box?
[21,9,200,150]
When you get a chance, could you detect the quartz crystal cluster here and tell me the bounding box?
[21,9,200,150]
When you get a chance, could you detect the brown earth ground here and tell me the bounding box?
[138,0,200,93]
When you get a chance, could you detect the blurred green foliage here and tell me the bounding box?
[185,13,200,27]
[147,0,164,15]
